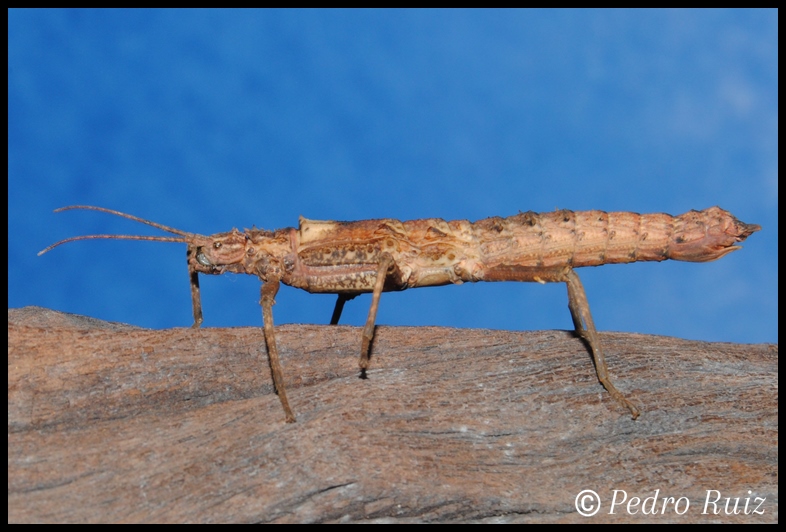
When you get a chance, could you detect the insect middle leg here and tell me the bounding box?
[330,293,358,325]
[359,253,395,373]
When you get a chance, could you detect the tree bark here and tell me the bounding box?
[8,306,777,523]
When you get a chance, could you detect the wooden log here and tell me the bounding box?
[8,306,777,523]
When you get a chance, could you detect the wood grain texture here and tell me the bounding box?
[8,306,777,523]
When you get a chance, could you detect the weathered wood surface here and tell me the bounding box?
[8,306,778,523]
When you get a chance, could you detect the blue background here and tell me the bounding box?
[9,9,777,345]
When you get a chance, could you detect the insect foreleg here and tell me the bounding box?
[564,269,640,419]
[188,246,204,328]
[260,279,296,423]
[330,293,359,325]
[359,254,395,373]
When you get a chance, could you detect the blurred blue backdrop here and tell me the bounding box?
[9,9,777,344]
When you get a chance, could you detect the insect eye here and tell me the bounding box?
[196,249,212,267]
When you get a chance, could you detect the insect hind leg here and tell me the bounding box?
[482,264,639,419]
[564,268,640,419]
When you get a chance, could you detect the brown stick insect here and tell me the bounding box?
[39,205,760,423]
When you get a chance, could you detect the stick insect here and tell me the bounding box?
[39,205,760,423]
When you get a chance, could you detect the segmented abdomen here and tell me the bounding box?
[473,206,760,269]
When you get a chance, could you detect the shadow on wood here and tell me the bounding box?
[8,306,778,523]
